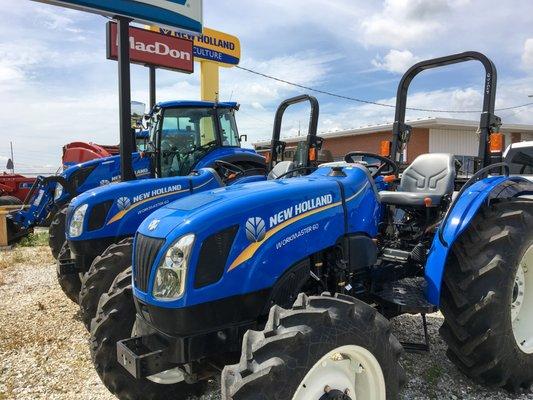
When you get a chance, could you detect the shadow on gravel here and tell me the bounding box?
[392,313,532,400]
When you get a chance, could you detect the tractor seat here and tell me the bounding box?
[268,161,295,179]
[379,153,456,207]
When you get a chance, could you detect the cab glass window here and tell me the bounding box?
[219,109,240,146]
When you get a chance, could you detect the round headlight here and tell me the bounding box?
[68,203,88,238]
[54,183,63,201]
[152,234,194,300]
[167,247,185,266]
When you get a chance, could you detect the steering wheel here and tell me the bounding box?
[344,152,398,177]
[214,160,245,182]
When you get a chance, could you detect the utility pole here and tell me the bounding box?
[10,141,14,173]
[117,16,135,182]
[149,66,156,109]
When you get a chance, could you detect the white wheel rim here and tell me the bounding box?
[292,345,386,400]
[512,244,533,354]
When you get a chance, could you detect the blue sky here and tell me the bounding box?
[1,0,532,173]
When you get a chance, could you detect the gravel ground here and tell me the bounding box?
[0,241,532,400]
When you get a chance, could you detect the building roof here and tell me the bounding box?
[252,117,533,146]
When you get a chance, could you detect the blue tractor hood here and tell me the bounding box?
[138,173,339,239]
[67,168,222,241]
[134,164,381,307]
[138,165,376,243]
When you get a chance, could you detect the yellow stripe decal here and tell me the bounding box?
[227,182,369,272]
[106,178,215,225]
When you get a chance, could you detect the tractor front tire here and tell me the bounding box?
[56,243,81,303]
[0,195,22,206]
[49,205,68,259]
[440,199,533,391]
[91,268,207,400]
[222,293,405,400]
[79,237,133,330]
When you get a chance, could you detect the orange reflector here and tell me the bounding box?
[264,152,271,163]
[489,133,504,154]
[383,175,396,183]
[380,141,391,157]
[309,147,317,161]
[424,197,432,207]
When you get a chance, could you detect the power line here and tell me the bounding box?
[236,66,533,114]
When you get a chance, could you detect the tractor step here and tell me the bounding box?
[374,277,438,315]
[117,334,177,379]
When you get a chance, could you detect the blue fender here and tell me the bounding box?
[425,175,532,305]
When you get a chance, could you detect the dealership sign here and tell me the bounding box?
[157,26,240,66]
[107,22,193,73]
[33,0,203,34]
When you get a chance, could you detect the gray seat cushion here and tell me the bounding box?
[379,153,455,207]
[268,161,295,179]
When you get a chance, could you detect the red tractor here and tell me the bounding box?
[0,173,35,205]
[61,141,119,168]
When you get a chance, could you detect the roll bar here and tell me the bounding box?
[391,51,500,169]
[269,94,320,170]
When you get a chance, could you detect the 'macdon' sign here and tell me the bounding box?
[106,22,194,73]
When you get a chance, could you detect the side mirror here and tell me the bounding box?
[131,101,146,129]
[239,134,248,142]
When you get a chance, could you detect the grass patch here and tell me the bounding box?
[0,246,53,271]
[419,363,445,399]
[425,363,444,386]
[17,231,49,247]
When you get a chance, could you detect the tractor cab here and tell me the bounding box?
[145,101,264,180]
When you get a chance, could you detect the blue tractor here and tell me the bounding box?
[6,129,151,254]
[90,52,533,400]
[65,95,326,326]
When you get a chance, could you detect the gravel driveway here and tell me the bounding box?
[0,243,532,399]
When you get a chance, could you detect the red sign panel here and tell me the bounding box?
[106,22,194,73]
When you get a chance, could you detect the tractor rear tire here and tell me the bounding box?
[222,293,405,400]
[91,267,207,400]
[440,199,533,391]
[79,237,133,330]
[0,195,22,206]
[49,205,68,259]
[56,242,82,303]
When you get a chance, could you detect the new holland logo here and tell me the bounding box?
[148,219,160,231]
[245,217,266,242]
[116,197,131,211]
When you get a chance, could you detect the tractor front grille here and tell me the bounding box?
[134,233,165,292]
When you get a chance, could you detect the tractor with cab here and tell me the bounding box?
[90,52,533,400]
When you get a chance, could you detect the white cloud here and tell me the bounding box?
[372,49,421,74]
[522,38,533,71]
[360,0,450,48]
